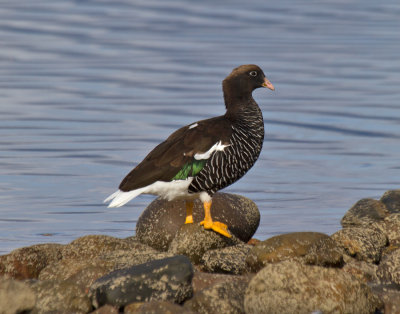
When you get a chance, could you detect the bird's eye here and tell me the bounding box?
[249,71,257,77]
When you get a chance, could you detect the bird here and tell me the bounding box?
[104,64,275,238]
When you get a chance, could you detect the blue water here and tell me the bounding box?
[1,0,400,254]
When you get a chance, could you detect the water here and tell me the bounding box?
[1,0,399,254]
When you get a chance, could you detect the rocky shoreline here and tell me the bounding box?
[1,191,400,313]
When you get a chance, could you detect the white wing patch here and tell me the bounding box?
[189,123,198,129]
[194,141,230,160]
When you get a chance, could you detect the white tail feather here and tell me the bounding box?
[104,189,144,208]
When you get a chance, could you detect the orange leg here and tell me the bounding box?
[184,201,194,224]
[200,200,231,238]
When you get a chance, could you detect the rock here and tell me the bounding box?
[246,232,330,272]
[97,249,174,272]
[168,224,241,264]
[184,279,250,314]
[244,260,382,314]
[376,249,400,285]
[341,198,389,227]
[380,189,400,213]
[126,301,196,314]
[201,243,252,274]
[0,243,63,279]
[0,278,36,314]
[39,258,109,283]
[370,284,400,314]
[89,255,194,308]
[90,304,119,314]
[136,193,260,250]
[29,280,92,314]
[374,213,400,245]
[342,256,378,283]
[331,227,387,263]
[303,236,344,267]
[61,235,139,260]
[191,271,252,294]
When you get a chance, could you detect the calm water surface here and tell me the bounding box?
[1,0,400,253]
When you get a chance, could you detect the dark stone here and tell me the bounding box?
[184,279,250,314]
[89,255,194,308]
[376,249,400,285]
[201,243,252,274]
[380,190,400,213]
[246,232,330,272]
[331,227,387,263]
[244,260,382,314]
[0,243,63,279]
[29,280,92,314]
[0,278,36,314]
[168,223,242,264]
[136,193,260,251]
[304,236,344,267]
[341,198,389,227]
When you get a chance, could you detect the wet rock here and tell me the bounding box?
[244,260,381,314]
[331,227,387,263]
[89,255,194,308]
[0,243,63,279]
[191,271,252,294]
[136,193,260,250]
[0,278,36,314]
[342,256,378,283]
[380,189,400,213]
[303,236,344,267]
[168,223,241,264]
[127,301,196,314]
[376,249,400,285]
[184,279,250,314]
[201,243,252,274]
[246,232,330,272]
[341,198,389,227]
[29,280,92,314]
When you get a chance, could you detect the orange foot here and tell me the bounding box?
[200,220,231,238]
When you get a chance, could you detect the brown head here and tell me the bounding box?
[222,64,274,109]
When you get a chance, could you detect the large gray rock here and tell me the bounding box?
[168,223,241,264]
[29,280,92,314]
[0,243,63,279]
[380,189,400,213]
[201,243,252,274]
[136,193,260,250]
[184,279,250,314]
[89,255,194,308]
[331,227,387,263]
[341,198,389,227]
[0,278,36,314]
[244,260,381,314]
[303,236,344,267]
[246,232,331,272]
[376,249,400,285]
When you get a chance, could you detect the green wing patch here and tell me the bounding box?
[172,159,207,180]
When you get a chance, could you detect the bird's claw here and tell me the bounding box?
[200,220,231,238]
